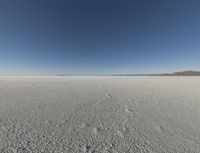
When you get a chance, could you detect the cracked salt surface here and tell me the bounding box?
[0,76,200,152]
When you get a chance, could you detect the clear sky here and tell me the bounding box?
[0,0,200,75]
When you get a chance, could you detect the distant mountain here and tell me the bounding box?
[163,71,200,76]
[54,71,200,76]
[112,71,200,76]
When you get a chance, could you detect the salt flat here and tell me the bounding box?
[0,76,200,153]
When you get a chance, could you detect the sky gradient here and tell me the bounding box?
[0,0,200,75]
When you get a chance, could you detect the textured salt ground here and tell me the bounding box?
[0,76,200,153]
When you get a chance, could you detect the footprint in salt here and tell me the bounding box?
[122,126,130,136]
[82,122,90,128]
[92,127,101,134]
[124,105,135,113]
[116,130,125,139]
[128,98,140,107]
[124,106,140,116]
[105,94,112,98]
[155,124,165,132]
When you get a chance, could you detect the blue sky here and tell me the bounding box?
[0,0,200,75]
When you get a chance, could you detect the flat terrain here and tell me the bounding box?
[0,76,200,153]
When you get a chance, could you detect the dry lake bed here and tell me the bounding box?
[0,76,200,153]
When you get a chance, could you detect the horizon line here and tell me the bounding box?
[0,70,200,76]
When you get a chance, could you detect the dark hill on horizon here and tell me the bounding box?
[113,71,200,76]
[54,71,200,76]
[163,71,200,76]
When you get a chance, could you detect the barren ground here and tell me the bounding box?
[0,76,200,153]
